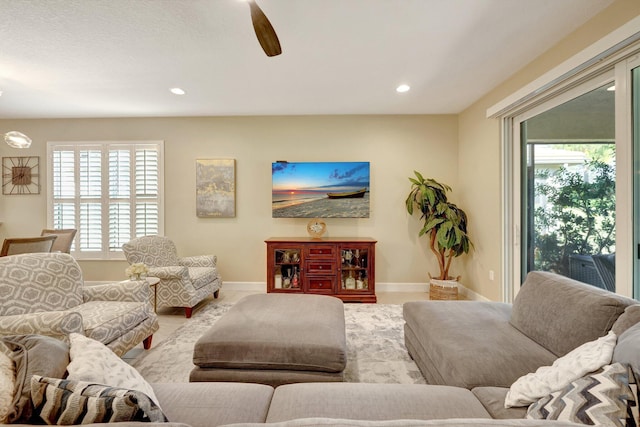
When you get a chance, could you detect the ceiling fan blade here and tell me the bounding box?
[248,0,282,57]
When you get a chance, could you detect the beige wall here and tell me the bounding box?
[0,115,460,287]
[457,0,640,301]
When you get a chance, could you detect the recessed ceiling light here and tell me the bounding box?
[396,84,410,93]
[170,88,186,95]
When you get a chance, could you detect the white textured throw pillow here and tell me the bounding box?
[505,330,617,408]
[66,333,160,407]
[0,345,16,424]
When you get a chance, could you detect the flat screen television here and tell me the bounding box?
[272,161,370,218]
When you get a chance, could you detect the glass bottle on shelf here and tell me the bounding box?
[343,250,353,266]
[345,271,356,289]
[356,271,364,289]
[281,265,291,288]
[292,266,299,288]
[275,272,282,288]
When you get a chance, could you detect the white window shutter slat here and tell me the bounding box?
[50,142,162,259]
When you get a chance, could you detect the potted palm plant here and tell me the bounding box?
[405,171,472,299]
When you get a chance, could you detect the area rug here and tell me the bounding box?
[131,302,426,384]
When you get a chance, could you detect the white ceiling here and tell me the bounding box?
[0,0,614,119]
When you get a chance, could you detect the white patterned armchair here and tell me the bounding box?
[122,235,222,318]
[0,253,159,357]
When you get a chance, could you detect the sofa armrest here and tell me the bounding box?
[0,311,84,342]
[511,271,635,356]
[83,280,150,303]
[178,255,217,268]
[149,265,190,281]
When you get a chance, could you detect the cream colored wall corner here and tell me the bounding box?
[457,0,640,302]
[0,115,458,286]
[457,103,502,301]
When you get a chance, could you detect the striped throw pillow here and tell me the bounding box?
[30,376,167,425]
[627,366,639,427]
[526,363,635,427]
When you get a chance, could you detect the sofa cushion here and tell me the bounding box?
[189,267,218,290]
[611,304,640,336]
[0,334,70,423]
[73,300,151,344]
[66,333,160,407]
[510,271,634,357]
[403,301,556,388]
[526,363,635,426]
[471,387,527,420]
[266,383,491,422]
[613,320,640,377]
[505,331,617,407]
[153,382,274,427]
[31,376,167,424]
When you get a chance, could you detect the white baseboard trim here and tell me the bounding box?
[375,282,428,293]
[220,281,488,301]
[220,281,433,293]
[85,280,489,301]
[459,286,490,302]
[222,281,265,291]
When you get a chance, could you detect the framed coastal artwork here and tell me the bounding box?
[196,159,236,217]
[272,161,370,218]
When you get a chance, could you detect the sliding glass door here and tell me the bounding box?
[502,41,640,301]
[519,81,616,291]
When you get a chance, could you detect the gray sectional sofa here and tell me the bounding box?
[404,270,638,389]
[12,379,585,427]
[8,271,640,426]
[134,381,599,426]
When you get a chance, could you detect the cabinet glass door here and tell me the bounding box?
[274,249,302,289]
[340,247,369,291]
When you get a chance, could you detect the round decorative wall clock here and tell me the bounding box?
[2,156,40,195]
[306,218,327,239]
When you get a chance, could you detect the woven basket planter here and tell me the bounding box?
[429,279,459,300]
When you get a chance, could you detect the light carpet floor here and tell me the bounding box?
[131,302,427,384]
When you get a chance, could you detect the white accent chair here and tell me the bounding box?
[122,236,222,318]
[0,252,159,356]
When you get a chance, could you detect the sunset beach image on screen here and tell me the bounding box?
[272,161,370,218]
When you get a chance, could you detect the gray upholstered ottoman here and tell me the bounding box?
[190,293,347,386]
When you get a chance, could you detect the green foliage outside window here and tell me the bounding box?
[533,159,615,275]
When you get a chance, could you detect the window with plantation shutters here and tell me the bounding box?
[47,141,164,259]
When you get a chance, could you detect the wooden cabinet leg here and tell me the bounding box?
[185,307,193,318]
